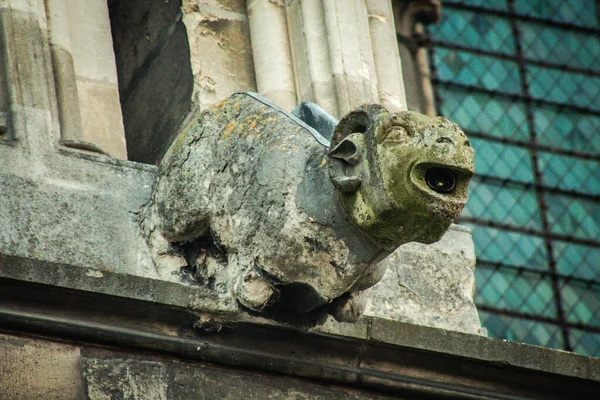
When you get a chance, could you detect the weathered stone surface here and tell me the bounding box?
[364,224,484,335]
[60,0,127,159]
[2,309,599,400]
[143,92,474,320]
[83,356,395,399]
[0,334,84,400]
[84,359,169,400]
[0,148,157,278]
[77,80,128,159]
[183,1,256,109]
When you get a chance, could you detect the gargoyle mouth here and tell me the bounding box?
[425,167,456,194]
[411,162,472,199]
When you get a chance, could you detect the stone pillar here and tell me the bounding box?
[246,0,297,111]
[45,0,83,148]
[285,0,391,117]
[0,0,56,150]
[392,0,440,116]
[182,0,256,111]
[45,0,127,159]
[322,0,379,115]
[284,0,337,115]
[366,0,408,112]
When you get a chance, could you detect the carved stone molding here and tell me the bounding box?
[393,0,441,39]
[392,0,442,115]
[393,0,441,52]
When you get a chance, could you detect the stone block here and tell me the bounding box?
[363,225,484,335]
[0,151,156,277]
[311,315,369,340]
[84,359,169,400]
[0,334,84,400]
[82,356,395,399]
[77,80,127,159]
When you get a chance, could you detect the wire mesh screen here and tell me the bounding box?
[426,0,600,356]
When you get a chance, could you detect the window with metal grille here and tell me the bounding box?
[426,0,600,356]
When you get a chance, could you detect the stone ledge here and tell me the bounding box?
[2,141,483,333]
[1,257,599,390]
[0,253,237,315]
[367,318,600,382]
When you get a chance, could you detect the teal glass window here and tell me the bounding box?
[428,0,600,356]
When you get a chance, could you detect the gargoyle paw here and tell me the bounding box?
[233,269,277,311]
[328,291,366,323]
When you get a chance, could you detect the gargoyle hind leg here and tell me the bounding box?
[232,264,278,312]
[327,291,367,323]
[145,229,188,280]
[138,200,189,280]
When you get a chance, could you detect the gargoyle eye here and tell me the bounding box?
[436,137,455,145]
[397,126,411,136]
[382,126,410,143]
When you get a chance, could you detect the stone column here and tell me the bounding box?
[285,0,338,115]
[285,0,387,117]
[0,0,56,150]
[247,0,414,117]
[45,0,83,148]
[247,0,298,111]
[45,0,127,159]
[366,0,408,112]
[393,0,441,116]
[364,225,485,335]
[322,0,379,115]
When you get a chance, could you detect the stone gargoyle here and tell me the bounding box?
[141,92,474,322]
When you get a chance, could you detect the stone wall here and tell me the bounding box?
[1,287,598,400]
[0,333,397,400]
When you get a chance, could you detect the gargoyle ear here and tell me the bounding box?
[328,134,362,193]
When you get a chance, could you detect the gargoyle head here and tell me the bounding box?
[328,105,474,249]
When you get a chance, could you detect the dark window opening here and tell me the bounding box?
[108,0,193,164]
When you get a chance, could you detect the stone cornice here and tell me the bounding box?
[1,256,600,399]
